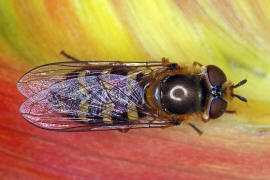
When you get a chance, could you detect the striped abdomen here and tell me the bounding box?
[48,69,145,125]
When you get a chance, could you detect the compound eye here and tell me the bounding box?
[209,98,227,119]
[207,65,227,86]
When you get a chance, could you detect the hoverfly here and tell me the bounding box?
[17,51,247,134]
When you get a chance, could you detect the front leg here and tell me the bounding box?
[225,110,236,114]
[168,118,203,135]
[188,123,203,135]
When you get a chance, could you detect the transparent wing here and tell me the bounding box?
[17,61,169,98]
[20,93,169,132]
[18,61,175,131]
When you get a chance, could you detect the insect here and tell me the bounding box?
[17,51,247,134]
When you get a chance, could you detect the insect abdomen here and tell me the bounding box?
[50,70,144,125]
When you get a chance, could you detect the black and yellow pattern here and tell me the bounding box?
[17,59,173,131]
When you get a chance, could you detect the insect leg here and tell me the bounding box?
[188,122,203,135]
[159,119,183,129]
[161,57,179,70]
[225,110,236,114]
[161,57,169,64]
[60,50,81,62]
[171,119,183,125]
[118,129,130,133]
[193,61,203,68]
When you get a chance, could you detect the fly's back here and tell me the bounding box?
[17,51,247,133]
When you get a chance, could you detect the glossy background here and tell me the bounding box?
[1,0,270,179]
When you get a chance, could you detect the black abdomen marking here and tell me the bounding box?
[50,67,144,125]
[86,102,103,124]
[110,66,130,123]
[111,110,129,124]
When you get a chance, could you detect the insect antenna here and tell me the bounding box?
[188,123,203,135]
[232,94,247,102]
[231,79,247,102]
[232,79,247,89]
[60,50,81,62]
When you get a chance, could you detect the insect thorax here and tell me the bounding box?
[145,74,207,115]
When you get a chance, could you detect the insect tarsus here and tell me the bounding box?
[60,50,81,62]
